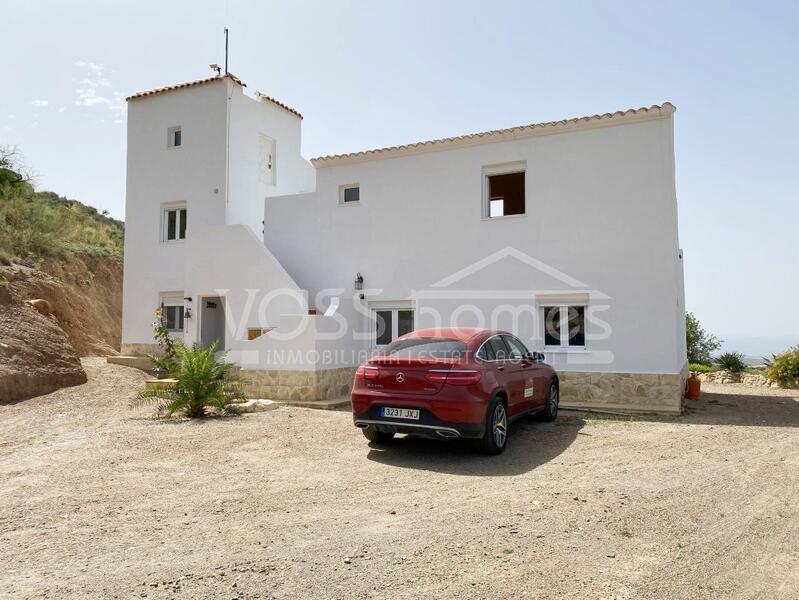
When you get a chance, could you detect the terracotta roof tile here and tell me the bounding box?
[255,92,303,119]
[126,73,246,101]
[312,103,676,165]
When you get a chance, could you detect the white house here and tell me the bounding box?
[122,73,687,414]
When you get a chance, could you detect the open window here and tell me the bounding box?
[483,163,526,218]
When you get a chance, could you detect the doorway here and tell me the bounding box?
[200,296,225,350]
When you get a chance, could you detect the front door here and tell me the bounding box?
[200,296,225,350]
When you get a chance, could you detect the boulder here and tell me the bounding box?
[27,298,52,316]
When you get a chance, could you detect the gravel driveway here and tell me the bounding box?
[1,358,797,599]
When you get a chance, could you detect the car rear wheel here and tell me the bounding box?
[361,427,395,444]
[476,396,508,455]
[539,381,559,422]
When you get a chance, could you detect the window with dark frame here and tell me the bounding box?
[487,171,525,217]
[343,185,360,203]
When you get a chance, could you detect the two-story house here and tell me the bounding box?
[122,73,687,414]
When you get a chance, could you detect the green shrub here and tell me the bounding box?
[764,346,799,388]
[0,146,124,262]
[148,309,179,378]
[689,362,713,373]
[716,352,746,373]
[686,313,721,365]
[131,341,246,418]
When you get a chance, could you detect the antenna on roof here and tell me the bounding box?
[224,27,229,75]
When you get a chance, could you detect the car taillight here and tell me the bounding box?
[425,369,481,385]
[425,370,450,383]
[354,365,380,380]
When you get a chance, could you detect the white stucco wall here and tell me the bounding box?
[122,78,316,350]
[227,87,315,236]
[183,224,308,352]
[122,80,229,345]
[264,111,686,375]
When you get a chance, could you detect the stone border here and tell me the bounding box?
[559,369,685,416]
[241,367,357,403]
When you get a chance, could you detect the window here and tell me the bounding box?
[259,134,276,185]
[163,204,187,242]
[381,337,467,359]
[543,306,586,348]
[339,184,360,205]
[487,336,510,360]
[502,335,530,360]
[168,126,182,148]
[483,163,525,218]
[160,294,185,333]
[373,308,414,346]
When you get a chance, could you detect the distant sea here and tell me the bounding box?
[718,335,799,364]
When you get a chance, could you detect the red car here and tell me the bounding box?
[351,328,559,454]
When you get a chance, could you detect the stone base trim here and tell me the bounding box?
[241,367,357,403]
[559,370,684,416]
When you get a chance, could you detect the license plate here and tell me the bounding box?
[381,407,420,420]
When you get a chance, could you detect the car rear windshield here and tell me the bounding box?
[381,337,468,359]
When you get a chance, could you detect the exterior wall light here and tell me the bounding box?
[354,272,364,291]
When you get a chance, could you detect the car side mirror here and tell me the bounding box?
[531,352,544,362]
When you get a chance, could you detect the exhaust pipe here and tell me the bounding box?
[436,429,460,438]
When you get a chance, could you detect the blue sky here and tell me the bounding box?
[1,0,797,348]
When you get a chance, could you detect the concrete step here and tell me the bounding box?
[144,378,177,390]
[277,396,351,410]
[107,355,154,371]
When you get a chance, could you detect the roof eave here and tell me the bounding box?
[311,103,676,168]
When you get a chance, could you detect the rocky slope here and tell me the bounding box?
[0,257,122,403]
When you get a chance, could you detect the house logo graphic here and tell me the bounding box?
[412,246,614,366]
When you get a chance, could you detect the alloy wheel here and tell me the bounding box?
[493,404,507,448]
[549,385,559,417]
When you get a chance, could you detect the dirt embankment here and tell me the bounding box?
[0,255,122,403]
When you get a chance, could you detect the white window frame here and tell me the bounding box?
[339,183,361,206]
[168,126,182,148]
[161,202,187,243]
[541,305,587,351]
[371,306,415,347]
[160,292,185,334]
[481,161,527,220]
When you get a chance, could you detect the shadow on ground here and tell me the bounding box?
[567,389,799,428]
[365,415,585,476]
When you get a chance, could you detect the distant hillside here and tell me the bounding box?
[0,175,124,264]
[1,148,124,402]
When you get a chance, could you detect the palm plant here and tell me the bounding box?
[132,341,246,418]
[715,351,746,374]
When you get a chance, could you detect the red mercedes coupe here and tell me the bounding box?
[351,328,559,454]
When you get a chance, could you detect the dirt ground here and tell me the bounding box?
[1,359,797,599]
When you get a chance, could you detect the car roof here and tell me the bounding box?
[402,327,506,343]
